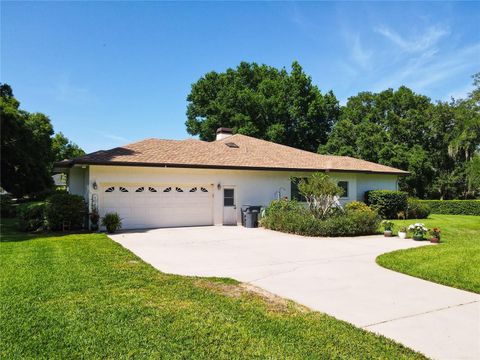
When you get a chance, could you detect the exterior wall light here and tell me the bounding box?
[217,183,221,190]
[92,180,98,190]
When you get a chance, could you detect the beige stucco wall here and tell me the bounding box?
[69,165,399,226]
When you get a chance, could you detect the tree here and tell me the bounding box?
[466,154,480,195]
[185,61,340,152]
[319,87,435,197]
[52,132,85,162]
[297,173,343,219]
[1,83,54,197]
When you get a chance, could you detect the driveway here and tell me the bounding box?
[110,226,480,360]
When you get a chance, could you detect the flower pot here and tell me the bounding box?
[430,237,440,243]
[413,234,424,241]
[384,230,392,237]
[398,231,407,240]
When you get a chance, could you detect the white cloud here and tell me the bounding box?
[351,35,373,69]
[374,42,480,92]
[52,73,91,104]
[93,130,130,144]
[375,25,449,53]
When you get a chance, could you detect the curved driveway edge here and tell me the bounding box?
[110,226,480,360]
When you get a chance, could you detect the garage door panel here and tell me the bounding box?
[101,184,213,229]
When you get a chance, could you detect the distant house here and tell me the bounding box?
[54,128,407,230]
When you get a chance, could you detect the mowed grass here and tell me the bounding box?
[0,219,425,359]
[377,215,480,294]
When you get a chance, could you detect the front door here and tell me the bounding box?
[223,187,237,225]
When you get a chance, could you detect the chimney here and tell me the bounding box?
[216,127,233,140]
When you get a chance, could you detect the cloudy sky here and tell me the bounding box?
[2,2,479,152]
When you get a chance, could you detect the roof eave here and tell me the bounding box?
[70,160,408,176]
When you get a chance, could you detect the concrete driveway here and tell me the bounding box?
[110,226,480,360]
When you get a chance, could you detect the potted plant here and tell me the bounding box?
[408,223,428,241]
[89,208,100,231]
[429,227,441,243]
[381,220,394,237]
[398,226,407,240]
[101,212,122,234]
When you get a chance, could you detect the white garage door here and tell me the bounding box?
[100,184,213,229]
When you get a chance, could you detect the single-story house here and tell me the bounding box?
[54,128,407,230]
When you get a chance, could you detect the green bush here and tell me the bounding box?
[0,194,16,218]
[418,200,480,216]
[262,200,380,237]
[407,198,431,219]
[344,201,371,213]
[45,193,87,231]
[101,212,122,233]
[17,202,46,231]
[365,190,408,219]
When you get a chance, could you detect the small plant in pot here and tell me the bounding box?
[398,226,407,240]
[408,223,428,241]
[101,212,122,234]
[381,220,394,237]
[429,227,441,243]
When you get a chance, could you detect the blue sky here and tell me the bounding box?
[2,1,479,153]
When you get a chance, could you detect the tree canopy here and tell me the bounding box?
[187,63,480,199]
[1,84,84,197]
[185,61,340,152]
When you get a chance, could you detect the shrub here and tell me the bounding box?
[101,212,122,233]
[406,198,431,219]
[365,190,408,219]
[345,201,371,213]
[45,193,87,231]
[0,194,16,218]
[418,200,480,216]
[297,173,343,219]
[17,202,46,231]
[262,200,380,237]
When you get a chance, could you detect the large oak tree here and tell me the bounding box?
[185,61,340,152]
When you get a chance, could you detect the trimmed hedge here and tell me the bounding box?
[407,198,430,219]
[418,200,480,216]
[18,202,46,231]
[365,190,408,219]
[261,200,380,237]
[45,193,87,231]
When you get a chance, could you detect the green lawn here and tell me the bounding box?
[377,215,480,294]
[0,219,424,359]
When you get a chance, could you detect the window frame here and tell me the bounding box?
[337,181,349,199]
[290,177,307,202]
[223,188,235,207]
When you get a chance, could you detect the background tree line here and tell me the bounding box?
[1,84,85,198]
[186,62,480,199]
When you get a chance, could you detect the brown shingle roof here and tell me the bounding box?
[58,134,408,175]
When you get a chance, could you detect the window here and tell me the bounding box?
[223,188,234,206]
[175,187,183,192]
[148,187,157,192]
[105,187,115,193]
[200,187,208,192]
[338,181,349,198]
[189,187,197,192]
[119,187,128,192]
[163,187,171,192]
[290,178,307,201]
[135,187,145,192]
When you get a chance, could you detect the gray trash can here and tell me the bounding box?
[243,205,261,228]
